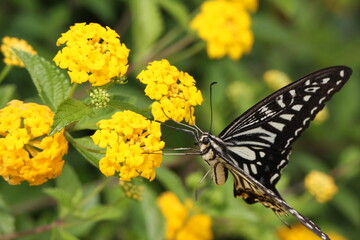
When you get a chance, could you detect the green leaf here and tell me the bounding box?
[73,108,116,131]
[15,50,71,111]
[155,167,187,201]
[157,0,189,28]
[0,84,16,108]
[67,136,103,167]
[129,0,164,61]
[0,195,15,234]
[50,98,93,135]
[80,205,122,222]
[56,164,82,197]
[141,187,164,240]
[332,188,360,226]
[52,229,80,240]
[107,100,151,118]
[44,188,82,218]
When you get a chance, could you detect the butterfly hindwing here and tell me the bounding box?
[222,157,330,240]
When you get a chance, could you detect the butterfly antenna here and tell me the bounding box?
[209,82,218,133]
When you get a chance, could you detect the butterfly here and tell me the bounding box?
[175,66,352,240]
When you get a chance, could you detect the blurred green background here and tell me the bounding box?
[0,0,359,239]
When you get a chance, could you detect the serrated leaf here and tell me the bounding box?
[15,50,71,111]
[0,84,16,108]
[73,108,116,131]
[50,98,93,135]
[157,0,189,28]
[67,136,103,167]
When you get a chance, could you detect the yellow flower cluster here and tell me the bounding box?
[0,100,68,185]
[190,0,257,60]
[119,181,145,201]
[263,69,329,123]
[304,170,338,203]
[157,192,213,240]
[277,223,347,240]
[91,110,165,181]
[137,59,203,124]
[53,22,130,86]
[1,37,37,67]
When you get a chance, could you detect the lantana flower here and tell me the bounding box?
[53,22,130,86]
[304,170,338,203]
[137,59,203,124]
[1,37,37,67]
[277,223,346,240]
[190,0,257,60]
[0,100,68,185]
[157,192,213,240]
[91,110,165,181]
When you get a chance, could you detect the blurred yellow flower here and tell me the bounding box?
[53,22,130,86]
[137,59,203,124]
[263,69,329,123]
[190,0,257,60]
[157,192,213,240]
[0,100,68,185]
[304,170,338,203]
[1,37,37,67]
[277,223,346,240]
[91,110,165,181]
[263,69,292,90]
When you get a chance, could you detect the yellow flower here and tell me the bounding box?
[137,59,203,124]
[1,37,37,67]
[190,0,257,60]
[91,110,165,181]
[263,69,329,123]
[304,170,338,203]
[277,223,347,240]
[53,22,130,86]
[0,100,68,185]
[157,192,213,240]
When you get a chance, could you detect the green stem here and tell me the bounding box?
[155,34,196,60]
[68,83,78,98]
[171,41,205,64]
[0,65,12,84]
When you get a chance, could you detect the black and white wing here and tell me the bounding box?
[217,151,331,240]
[219,66,352,198]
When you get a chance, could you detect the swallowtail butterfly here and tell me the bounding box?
[177,66,352,240]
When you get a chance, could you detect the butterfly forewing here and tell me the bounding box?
[219,66,352,194]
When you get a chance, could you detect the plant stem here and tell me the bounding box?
[68,83,78,97]
[0,65,12,84]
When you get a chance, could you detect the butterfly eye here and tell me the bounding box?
[202,136,210,145]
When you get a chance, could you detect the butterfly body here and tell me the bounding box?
[196,66,352,240]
